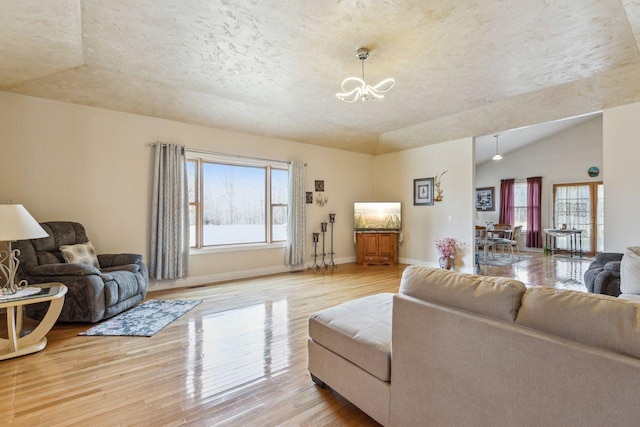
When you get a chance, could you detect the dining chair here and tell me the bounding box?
[475,226,494,260]
[495,225,522,260]
[491,223,512,239]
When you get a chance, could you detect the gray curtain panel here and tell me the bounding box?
[150,142,189,280]
[285,161,306,267]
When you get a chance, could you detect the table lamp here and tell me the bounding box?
[0,205,49,294]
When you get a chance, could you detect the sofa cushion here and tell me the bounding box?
[33,222,89,252]
[619,294,640,303]
[516,287,640,359]
[103,270,142,306]
[621,246,640,294]
[59,241,100,268]
[308,293,393,382]
[399,266,526,322]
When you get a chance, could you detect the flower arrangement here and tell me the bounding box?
[435,237,456,258]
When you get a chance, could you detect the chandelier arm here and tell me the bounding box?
[340,77,366,92]
[336,87,363,103]
[365,87,385,99]
[370,78,395,93]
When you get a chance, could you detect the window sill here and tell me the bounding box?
[190,242,286,255]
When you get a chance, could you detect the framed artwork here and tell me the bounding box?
[305,192,313,204]
[413,177,434,206]
[315,180,325,192]
[475,187,495,211]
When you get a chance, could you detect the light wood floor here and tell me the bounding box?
[0,254,592,426]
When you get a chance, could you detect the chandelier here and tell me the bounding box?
[336,47,395,103]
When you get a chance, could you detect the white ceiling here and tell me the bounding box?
[2,1,640,155]
[474,112,601,165]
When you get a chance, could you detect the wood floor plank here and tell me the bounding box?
[0,256,591,426]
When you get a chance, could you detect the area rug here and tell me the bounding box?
[478,254,533,267]
[79,299,201,337]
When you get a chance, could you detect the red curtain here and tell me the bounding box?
[526,176,543,248]
[499,179,515,225]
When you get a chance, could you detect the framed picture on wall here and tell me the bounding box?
[414,177,434,206]
[475,187,495,211]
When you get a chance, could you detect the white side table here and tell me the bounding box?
[0,283,67,360]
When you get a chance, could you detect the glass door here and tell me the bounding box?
[552,182,603,255]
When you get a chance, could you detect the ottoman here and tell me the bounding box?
[308,293,393,426]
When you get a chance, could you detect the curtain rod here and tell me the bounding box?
[147,142,306,166]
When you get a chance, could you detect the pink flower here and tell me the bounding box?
[435,237,456,258]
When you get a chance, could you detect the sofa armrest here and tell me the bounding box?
[604,261,621,274]
[594,252,623,265]
[593,269,621,296]
[98,253,143,268]
[101,264,140,274]
[30,263,101,277]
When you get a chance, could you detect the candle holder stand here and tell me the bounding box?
[309,232,321,271]
[329,214,337,268]
[320,222,328,269]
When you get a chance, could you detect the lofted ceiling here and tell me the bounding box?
[474,112,601,165]
[2,1,640,155]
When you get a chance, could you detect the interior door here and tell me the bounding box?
[552,182,603,255]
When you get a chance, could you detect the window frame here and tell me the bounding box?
[513,181,528,231]
[269,168,289,244]
[552,181,602,255]
[187,158,201,248]
[187,152,289,252]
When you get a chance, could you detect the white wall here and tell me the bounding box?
[7,91,628,287]
[475,116,603,250]
[0,92,374,289]
[603,102,640,252]
[374,138,476,272]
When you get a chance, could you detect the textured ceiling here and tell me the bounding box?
[2,0,640,155]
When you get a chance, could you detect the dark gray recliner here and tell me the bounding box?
[14,221,148,323]
[584,252,623,296]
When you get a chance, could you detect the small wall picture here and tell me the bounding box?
[306,192,313,204]
[315,180,325,192]
[475,187,495,211]
[413,177,434,206]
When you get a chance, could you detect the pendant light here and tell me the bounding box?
[492,134,503,161]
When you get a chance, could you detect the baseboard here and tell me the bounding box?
[149,256,357,291]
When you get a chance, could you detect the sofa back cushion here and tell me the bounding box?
[15,221,90,273]
[516,287,640,359]
[621,246,640,294]
[399,266,527,322]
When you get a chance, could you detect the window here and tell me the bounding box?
[187,153,289,249]
[513,182,527,230]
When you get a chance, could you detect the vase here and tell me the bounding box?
[439,256,452,270]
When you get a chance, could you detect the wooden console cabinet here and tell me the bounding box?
[356,232,398,265]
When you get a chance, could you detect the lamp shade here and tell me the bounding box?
[0,205,48,241]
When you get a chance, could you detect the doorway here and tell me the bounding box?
[552,182,603,255]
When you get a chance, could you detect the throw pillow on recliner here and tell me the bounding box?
[620,247,640,294]
[59,241,101,268]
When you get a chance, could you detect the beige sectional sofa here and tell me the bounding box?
[308,266,640,426]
